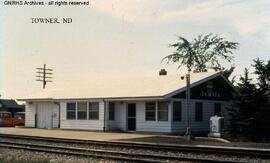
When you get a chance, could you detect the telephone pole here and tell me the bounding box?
[184,72,192,140]
[36,64,53,89]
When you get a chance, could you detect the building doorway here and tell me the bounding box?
[127,103,136,131]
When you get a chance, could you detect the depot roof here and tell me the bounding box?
[18,71,233,101]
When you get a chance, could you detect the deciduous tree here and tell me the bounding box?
[162,33,239,72]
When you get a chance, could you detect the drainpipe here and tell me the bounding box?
[103,99,106,132]
[35,113,37,128]
[34,103,37,128]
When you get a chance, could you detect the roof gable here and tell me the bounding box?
[171,75,236,100]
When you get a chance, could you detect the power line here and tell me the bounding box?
[36,64,53,89]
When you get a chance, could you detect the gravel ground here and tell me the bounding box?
[0,147,269,163]
[0,148,119,163]
[1,138,269,163]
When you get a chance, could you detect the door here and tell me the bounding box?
[37,104,53,128]
[127,103,136,131]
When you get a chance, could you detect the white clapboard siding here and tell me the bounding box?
[107,102,126,131]
[171,99,229,133]
[115,102,127,131]
[105,102,115,131]
[60,102,66,121]
[36,102,59,128]
[26,99,230,133]
[136,101,172,133]
[60,101,105,131]
[171,99,187,133]
[25,102,36,127]
[52,104,60,128]
[104,102,112,130]
[25,102,59,128]
[107,101,172,132]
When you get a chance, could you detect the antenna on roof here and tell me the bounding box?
[36,64,53,89]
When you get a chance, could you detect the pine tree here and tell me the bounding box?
[227,59,270,141]
[252,59,270,140]
[226,68,256,139]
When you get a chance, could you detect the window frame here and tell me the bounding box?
[77,102,87,120]
[214,103,222,116]
[109,102,115,121]
[66,102,76,120]
[173,101,182,121]
[158,101,168,121]
[145,102,156,121]
[195,102,203,122]
[88,102,99,120]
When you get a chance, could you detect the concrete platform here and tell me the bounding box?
[0,127,228,146]
[0,127,156,141]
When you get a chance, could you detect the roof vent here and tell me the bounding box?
[159,69,167,76]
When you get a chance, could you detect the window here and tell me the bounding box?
[173,101,181,121]
[145,102,156,121]
[67,102,76,120]
[89,102,99,120]
[77,102,87,120]
[109,102,115,120]
[214,103,221,116]
[195,102,203,121]
[158,101,168,121]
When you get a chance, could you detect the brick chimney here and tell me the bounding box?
[159,69,167,76]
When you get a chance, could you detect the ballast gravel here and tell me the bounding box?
[0,148,119,163]
[1,138,268,163]
[1,138,269,163]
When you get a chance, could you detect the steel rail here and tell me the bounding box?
[0,143,160,163]
[0,140,238,163]
[0,134,269,159]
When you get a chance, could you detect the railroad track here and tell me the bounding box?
[0,140,237,163]
[0,134,269,162]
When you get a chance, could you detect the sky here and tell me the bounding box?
[1,0,270,99]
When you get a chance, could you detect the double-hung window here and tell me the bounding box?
[214,103,221,116]
[89,102,99,120]
[158,101,168,121]
[66,102,76,120]
[195,102,203,121]
[77,102,87,120]
[109,102,115,120]
[145,102,156,121]
[173,101,181,121]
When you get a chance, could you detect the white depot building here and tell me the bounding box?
[18,70,237,133]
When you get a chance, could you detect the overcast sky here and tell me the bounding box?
[1,0,270,99]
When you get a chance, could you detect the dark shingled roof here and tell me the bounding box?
[0,99,21,108]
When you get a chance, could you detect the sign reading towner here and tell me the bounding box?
[172,76,234,101]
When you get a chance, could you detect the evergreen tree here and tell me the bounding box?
[227,59,270,141]
[226,68,256,139]
[252,59,270,140]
